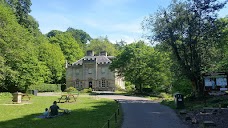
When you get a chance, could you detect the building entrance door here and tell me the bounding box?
[89,81,92,88]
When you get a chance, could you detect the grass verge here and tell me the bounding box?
[160,95,228,111]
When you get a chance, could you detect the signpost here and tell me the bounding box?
[203,72,228,95]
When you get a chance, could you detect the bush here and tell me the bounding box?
[29,84,61,92]
[171,77,192,96]
[65,87,77,92]
[115,84,125,92]
[0,92,12,97]
[125,82,135,92]
[81,88,92,93]
[158,92,172,99]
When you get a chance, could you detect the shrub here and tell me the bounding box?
[158,92,172,99]
[171,77,192,96]
[0,92,12,97]
[65,87,77,92]
[115,84,125,92]
[125,82,135,92]
[81,88,92,93]
[29,84,61,92]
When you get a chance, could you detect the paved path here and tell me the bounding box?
[97,95,188,128]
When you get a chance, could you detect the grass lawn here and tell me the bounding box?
[0,94,121,128]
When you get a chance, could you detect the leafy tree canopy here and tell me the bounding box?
[49,32,84,63]
[86,37,118,56]
[143,0,227,95]
[66,27,92,44]
[0,3,43,92]
[110,41,172,93]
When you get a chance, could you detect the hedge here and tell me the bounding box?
[29,84,61,92]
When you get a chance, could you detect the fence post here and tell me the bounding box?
[115,112,117,123]
[118,108,120,115]
[108,119,110,128]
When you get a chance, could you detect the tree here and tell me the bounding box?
[110,41,172,93]
[49,32,84,63]
[86,37,118,56]
[46,30,63,38]
[66,27,92,44]
[0,55,18,90]
[4,0,32,27]
[217,17,228,71]
[143,0,227,96]
[115,39,127,51]
[0,3,43,92]
[38,42,65,83]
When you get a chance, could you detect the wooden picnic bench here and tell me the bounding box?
[22,93,31,101]
[58,92,79,103]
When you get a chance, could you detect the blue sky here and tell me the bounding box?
[30,0,227,44]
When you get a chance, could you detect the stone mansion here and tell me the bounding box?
[66,51,125,91]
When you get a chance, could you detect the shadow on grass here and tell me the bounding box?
[0,100,121,128]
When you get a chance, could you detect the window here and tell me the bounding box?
[80,82,83,88]
[76,70,79,75]
[101,68,105,74]
[106,81,109,87]
[99,81,101,87]
[75,80,79,87]
[102,79,106,87]
[88,68,92,74]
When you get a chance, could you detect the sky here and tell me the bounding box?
[30,0,228,44]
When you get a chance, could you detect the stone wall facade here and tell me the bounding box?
[66,51,125,91]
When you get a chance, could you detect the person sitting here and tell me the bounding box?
[43,108,49,118]
[49,101,65,116]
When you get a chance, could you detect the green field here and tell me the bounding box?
[0,94,121,128]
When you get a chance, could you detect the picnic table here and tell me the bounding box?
[58,92,79,103]
[22,93,31,101]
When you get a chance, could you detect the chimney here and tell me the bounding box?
[99,51,107,56]
[86,50,94,56]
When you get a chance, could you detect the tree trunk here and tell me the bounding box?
[139,83,142,93]
[191,76,204,98]
[191,79,197,97]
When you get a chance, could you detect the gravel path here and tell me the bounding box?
[97,95,189,128]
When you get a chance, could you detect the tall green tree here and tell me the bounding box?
[4,0,32,27]
[0,3,44,92]
[66,27,92,44]
[87,37,118,56]
[110,41,172,93]
[217,17,228,71]
[46,30,63,38]
[38,41,65,83]
[49,32,84,63]
[143,0,227,96]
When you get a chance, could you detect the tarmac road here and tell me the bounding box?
[97,95,188,128]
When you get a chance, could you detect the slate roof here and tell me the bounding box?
[72,56,114,66]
